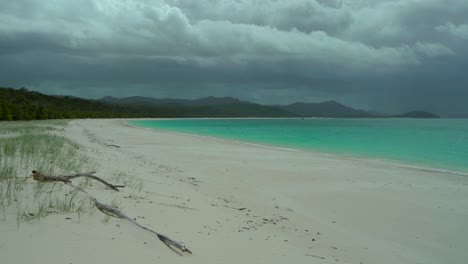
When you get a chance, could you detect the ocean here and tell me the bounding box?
[129,118,468,174]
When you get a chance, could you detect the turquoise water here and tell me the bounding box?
[130,119,468,173]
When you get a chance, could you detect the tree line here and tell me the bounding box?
[0,87,144,121]
[0,87,295,121]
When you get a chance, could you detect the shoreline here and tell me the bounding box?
[128,119,468,177]
[2,119,468,264]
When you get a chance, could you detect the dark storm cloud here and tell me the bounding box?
[1,0,468,116]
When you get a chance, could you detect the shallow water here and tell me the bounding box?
[130,118,468,174]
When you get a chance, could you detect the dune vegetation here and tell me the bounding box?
[0,120,96,226]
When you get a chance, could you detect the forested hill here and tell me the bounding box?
[0,87,439,121]
[0,87,138,120]
[0,87,296,120]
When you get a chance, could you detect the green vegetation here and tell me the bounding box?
[0,121,148,226]
[0,87,296,120]
[0,87,143,120]
[0,121,94,225]
[1,86,438,119]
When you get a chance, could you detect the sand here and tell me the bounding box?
[1,119,468,264]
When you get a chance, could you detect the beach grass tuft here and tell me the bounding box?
[0,120,96,225]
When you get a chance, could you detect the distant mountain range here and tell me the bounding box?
[0,87,439,121]
[100,96,439,118]
[0,87,294,120]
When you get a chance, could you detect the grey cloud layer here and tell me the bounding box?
[1,0,467,116]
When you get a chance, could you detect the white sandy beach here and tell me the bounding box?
[2,119,468,264]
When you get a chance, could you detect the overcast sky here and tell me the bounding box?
[1,0,468,116]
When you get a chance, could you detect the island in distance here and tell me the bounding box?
[393,111,440,118]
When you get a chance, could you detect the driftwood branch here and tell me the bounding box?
[31,171,192,255]
[32,171,124,191]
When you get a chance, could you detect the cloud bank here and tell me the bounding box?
[1,0,468,116]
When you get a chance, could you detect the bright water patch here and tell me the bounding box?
[130,118,468,173]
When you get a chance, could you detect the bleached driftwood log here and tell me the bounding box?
[31,171,192,255]
[32,170,124,191]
